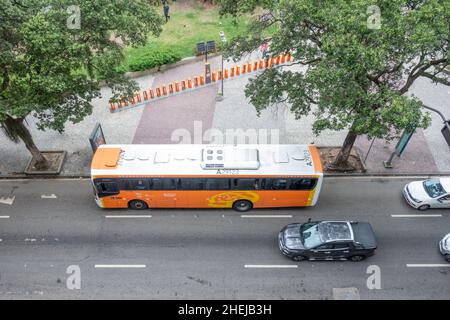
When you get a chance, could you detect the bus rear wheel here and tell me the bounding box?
[232,200,253,212]
[129,200,148,210]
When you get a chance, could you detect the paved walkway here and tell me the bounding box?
[0,55,449,176]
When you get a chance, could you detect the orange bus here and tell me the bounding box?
[91,144,323,211]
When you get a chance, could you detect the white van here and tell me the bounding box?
[403,178,450,211]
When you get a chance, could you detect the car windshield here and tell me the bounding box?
[423,179,447,198]
[300,223,324,249]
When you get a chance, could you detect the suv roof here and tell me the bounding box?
[318,221,354,242]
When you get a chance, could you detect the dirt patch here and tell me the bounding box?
[318,147,366,173]
[25,151,66,175]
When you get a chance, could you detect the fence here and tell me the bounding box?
[109,52,292,113]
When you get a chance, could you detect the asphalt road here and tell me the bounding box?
[0,177,449,300]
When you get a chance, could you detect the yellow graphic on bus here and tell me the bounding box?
[208,191,260,208]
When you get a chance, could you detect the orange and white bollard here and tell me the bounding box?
[286,52,292,62]
[130,96,136,105]
[156,87,161,97]
[281,53,286,64]
[136,93,142,103]
[276,55,281,65]
[224,69,228,79]
[109,101,116,112]
[124,99,129,107]
[212,71,216,82]
[175,81,180,92]
[218,70,222,80]
[162,85,167,95]
[149,88,155,99]
[188,78,192,89]
[247,62,252,73]
[169,83,174,94]
[270,56,275,67]
[118,99,123,108]
[253,61,258,72]
[194,77,199,87]
[264,58,269,69]
[259,59,263,70]
[143,91,149,100]
[242,64,246,74]
[236,66,240,76]
[182,80,187,90]
[200,75,205,86]
[230,67,235,77]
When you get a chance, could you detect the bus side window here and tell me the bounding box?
[234,179,257,190]
[95,180,119,196]
[128,179,149,190]
[289,178,317,190]
[206,178,230,190]
[269,179,288,190]
[179,178,205,190]
[151,178,176,190]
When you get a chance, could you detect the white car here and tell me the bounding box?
[403,178,450,211]
[439,233,450,262]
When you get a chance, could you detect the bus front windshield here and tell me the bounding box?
[300,223,324,249]
[423,179,447,198]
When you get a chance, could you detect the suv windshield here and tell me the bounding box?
[300,223,324,249]
[423,179,447,198]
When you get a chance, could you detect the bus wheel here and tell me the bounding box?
[129,200,148,210]
[232,200,253,212]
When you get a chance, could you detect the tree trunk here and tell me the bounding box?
[3,117,49,170]
[327,129,358,171]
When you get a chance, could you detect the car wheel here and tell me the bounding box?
[129,200,148,210]
[349,255,366,262]
[445,255,450,263]
[232,200,253,212]
[292,255,308,262]
[418,204,430,211]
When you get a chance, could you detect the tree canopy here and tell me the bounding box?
[0,0,163,167]
[219,0,449,169]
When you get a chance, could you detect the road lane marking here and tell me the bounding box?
[244,265,298,268]
[0,196,15,205]
[391,214,442,218]
[105,215,152,219]
[41,194,57,199]
[241,215,293,218]
[0,216,10,219]
[406,264,450,268]
[95,265,146,268]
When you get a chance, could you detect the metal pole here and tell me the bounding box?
[364,138,376,164]
[383,151,397,168]
[221,54,224,96]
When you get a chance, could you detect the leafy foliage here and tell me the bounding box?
[0,0,163,133]
[219,0,449,143]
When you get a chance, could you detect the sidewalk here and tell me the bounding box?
[0,54,449,177]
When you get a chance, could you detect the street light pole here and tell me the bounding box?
[218,31,227,100]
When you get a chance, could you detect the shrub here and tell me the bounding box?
[126,48,182,72]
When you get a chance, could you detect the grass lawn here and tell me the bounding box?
[121,0,253,72]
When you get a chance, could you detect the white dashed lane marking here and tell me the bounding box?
[406,264,450,268]
[105,215,152,219]
[94,265,146,269]
[41,194,57,199]
[241,215,293,218]
[0,216,10,219]
[244,265,298,268]
[391,214,442,218]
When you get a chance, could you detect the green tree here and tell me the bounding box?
[219,0,449,170]
[0,0,163,169]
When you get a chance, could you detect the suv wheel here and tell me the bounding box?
[292,255,308,262]
[129,200,148,210]
[445,254,450,262]
[232,200,253,212]
[418,204,430,211]
[349,255,366,262]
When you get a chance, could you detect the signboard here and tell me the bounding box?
[395,127,415,156]
[206,40,216,53]
[196,42,206,55]
[89,123,106,153]
[441,122,450,147]
[205,62,211,84]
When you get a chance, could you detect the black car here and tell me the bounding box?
[278,220,377,262]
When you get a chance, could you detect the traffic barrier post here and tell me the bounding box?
[156,87,161,97]
[169,83,174,94]
[175,82,180,92]
[149,89,154,99]
[143,91,148,100]
[194,77,199,87]
[162,85,167,96]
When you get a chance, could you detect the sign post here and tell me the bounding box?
[383,127,415,168]
[89,123,106,153]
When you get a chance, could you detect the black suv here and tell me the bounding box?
[278,220,377,262]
